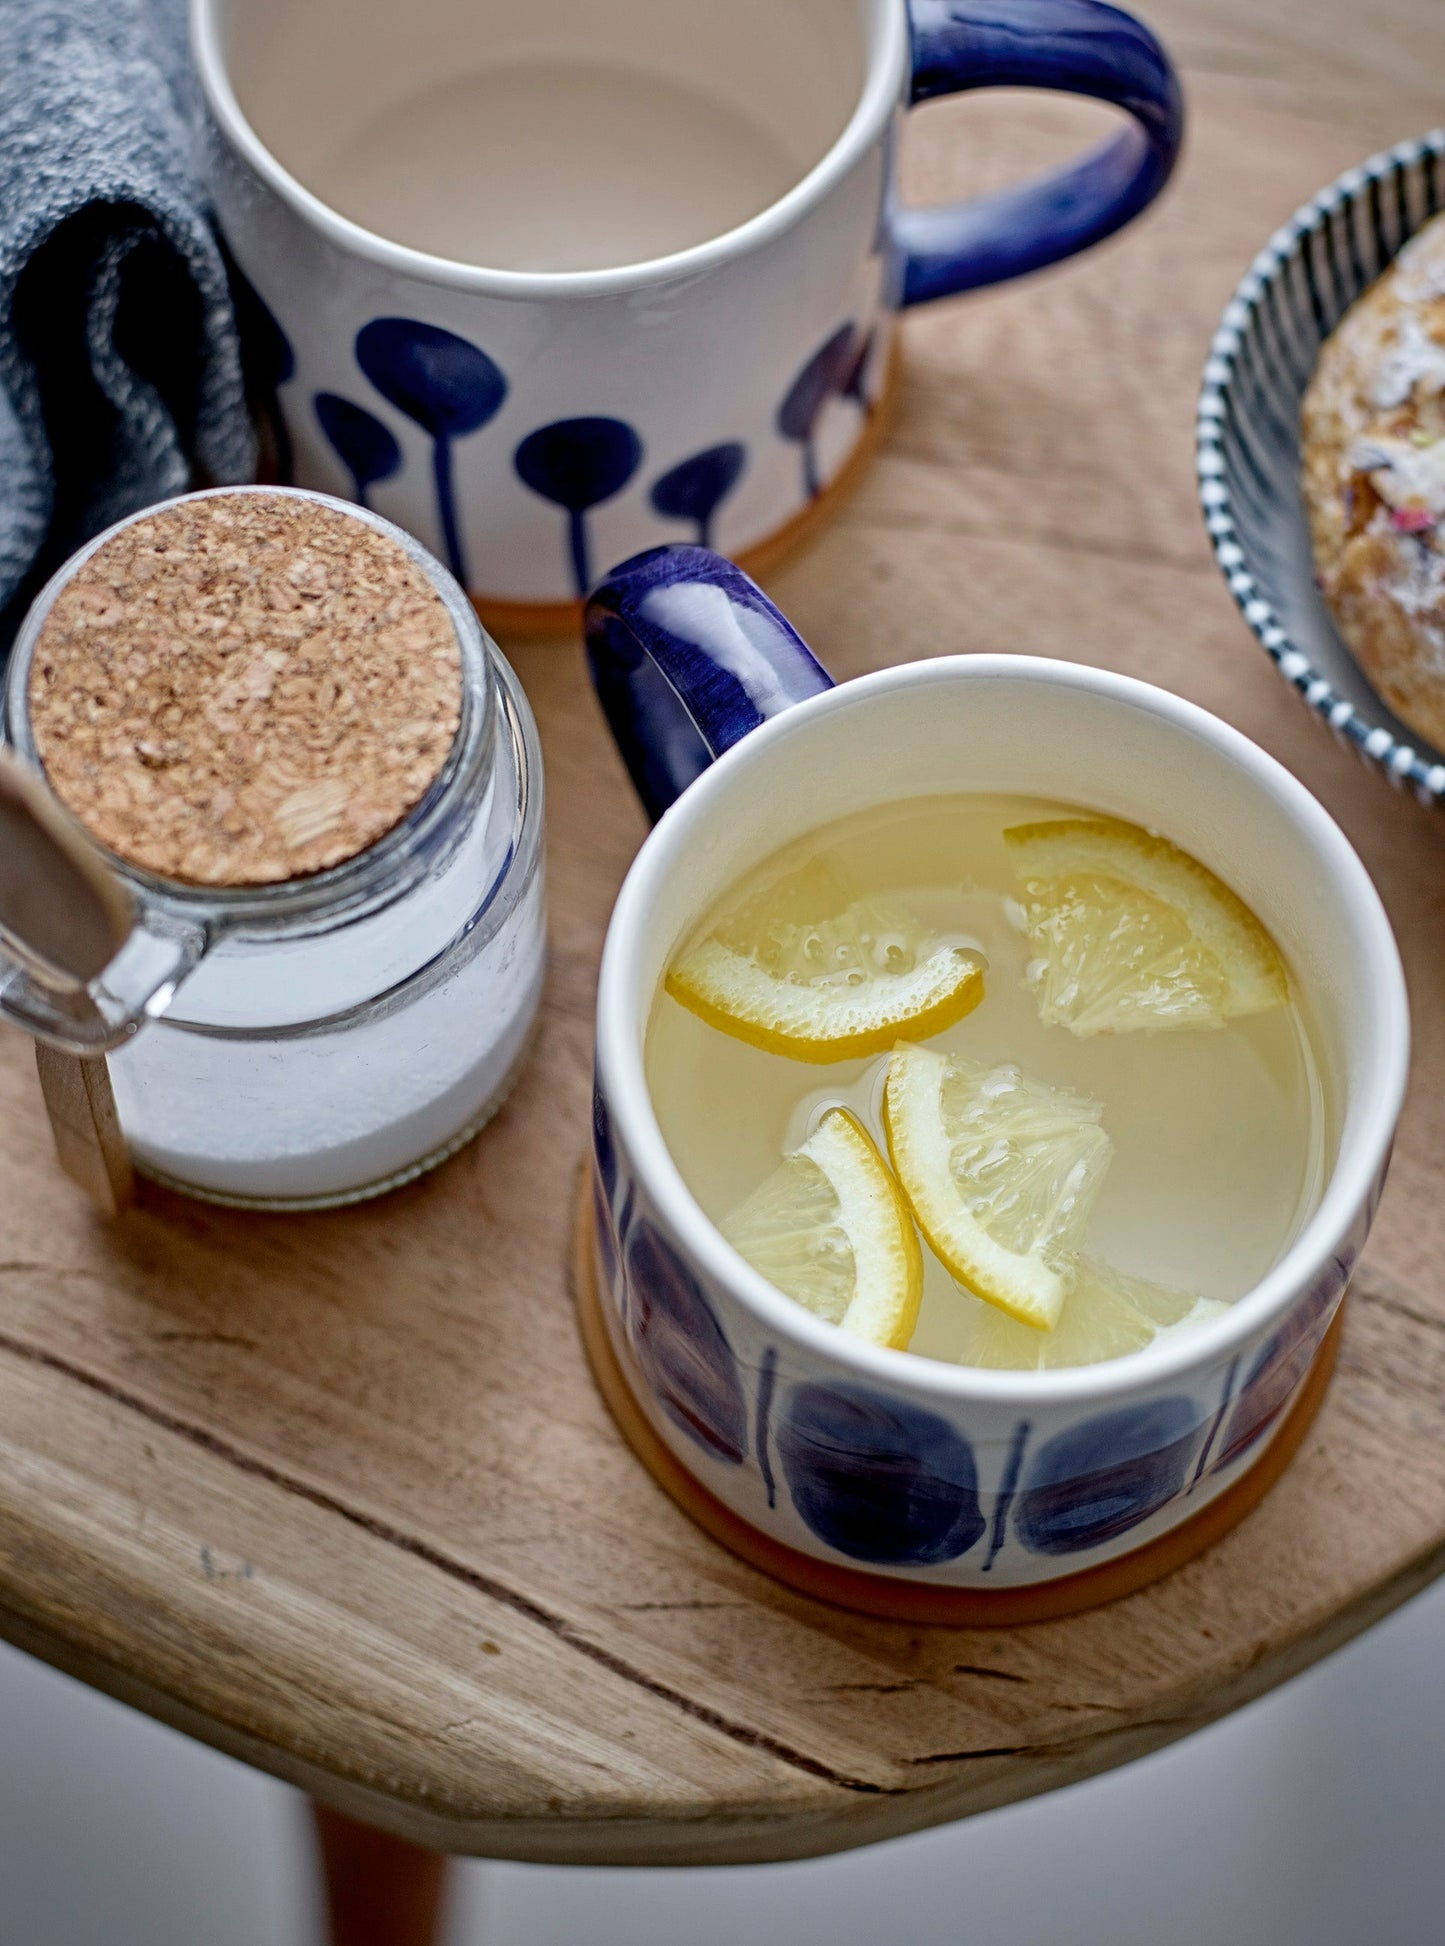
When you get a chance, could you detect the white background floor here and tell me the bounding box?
[2,1576,1443,1946]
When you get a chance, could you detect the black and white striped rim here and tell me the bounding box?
[1197,130,1445,805]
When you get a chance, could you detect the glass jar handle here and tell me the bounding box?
[0,752,208,1053]
[583,544,834,823]
[1,911,209,1053]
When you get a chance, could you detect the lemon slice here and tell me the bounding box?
[667,869,985,1063]
[720,1108,922,1349]
[960,1257,1229,1369]
[883,1044,1111,1330]
[1005,816,1287,1036]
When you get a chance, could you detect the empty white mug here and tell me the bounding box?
[192,0,1182,619]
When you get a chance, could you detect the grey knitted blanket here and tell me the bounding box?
[0,0,253,643]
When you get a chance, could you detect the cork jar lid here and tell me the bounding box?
[27,491,464,887]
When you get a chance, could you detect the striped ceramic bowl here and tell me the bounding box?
[1198,131,1445,802]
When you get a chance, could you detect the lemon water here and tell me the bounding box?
[645,793,1329,1368]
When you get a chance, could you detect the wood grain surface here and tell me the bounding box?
[2,0,1445,1866]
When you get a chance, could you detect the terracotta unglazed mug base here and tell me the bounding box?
[470,349,901,638]
[572,1189,1344,1627]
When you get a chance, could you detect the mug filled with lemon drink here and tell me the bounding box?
[580,547,1407,1618]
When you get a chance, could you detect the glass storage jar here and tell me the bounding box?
[0,487,545,1209]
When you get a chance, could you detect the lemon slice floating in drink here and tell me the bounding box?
[883,1044,1111,1330]
[721,1107,923,1349]
[1005,816,1287,1036]
[960,1257,1229,1369]
[667,868,985,1063]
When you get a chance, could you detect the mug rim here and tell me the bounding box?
[190,0,908,299]
[595,654,1410,1406]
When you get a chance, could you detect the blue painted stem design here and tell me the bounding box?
[513,417,643,596]
[649,443,747,548]
[433,442,466,584]
[754,1347,779,1510]
[313,393,401,509]
[776,323,856,500]
[355,317,508,587]
[567,511,588,596]
[984,1419,1031,1571]
[839,330,876,411]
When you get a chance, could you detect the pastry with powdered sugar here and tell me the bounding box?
[1303,211,1445,749]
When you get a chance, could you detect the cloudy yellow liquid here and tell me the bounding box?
[645,794,1329,1368]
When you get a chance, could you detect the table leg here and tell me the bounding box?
[311,1802,450,1946]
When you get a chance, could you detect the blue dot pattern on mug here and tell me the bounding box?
[514,417,645,596]
[649,443,748,550]
[621,1215,749,1467]
[775,321,859,500]
[1012,1398,1206,1556]
[355,318,509,586]
[310,310,879,597]
[313,394,401,509]
[776,1380,986,1565]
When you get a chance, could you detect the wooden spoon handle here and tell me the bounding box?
[33,1044,134,1215]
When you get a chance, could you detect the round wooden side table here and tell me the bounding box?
[3,6,1445,1935]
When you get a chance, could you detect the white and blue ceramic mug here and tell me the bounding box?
[582,547,1408,1610]
[193,0,1181,624]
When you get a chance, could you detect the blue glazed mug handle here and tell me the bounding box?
[585,545,834,823]
[897,0,1183,305]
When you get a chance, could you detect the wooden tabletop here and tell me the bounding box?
[3,0,1445,1869]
